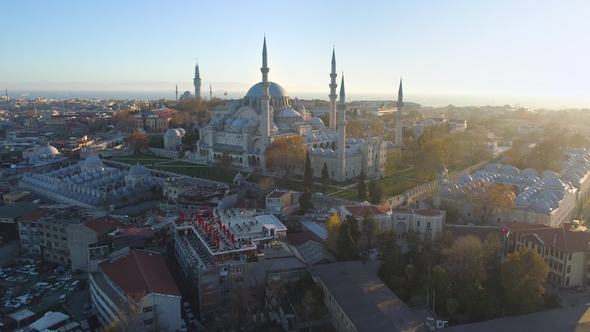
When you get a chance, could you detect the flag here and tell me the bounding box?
[224,91,228,96]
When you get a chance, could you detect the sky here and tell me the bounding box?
[1,0,589,109]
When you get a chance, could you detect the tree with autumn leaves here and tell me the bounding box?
[466,183,516,224]
[125,131,149,154]
[264,136,306,188]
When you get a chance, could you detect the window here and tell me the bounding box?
[39,231,44,235]
[143,306,153,313]
[60,228,65,233]
[144,319,153,325]
[47,241,52,246]
[416,220,420,227]
[46,233,51,237]
[53,235,58,239]
[62,236,67,241]
[220,277,226,284]
[567,265,571,273]
[569,253,572,261]
[59,257,64,262]
[426,222,431,229]
[53,227,57,231]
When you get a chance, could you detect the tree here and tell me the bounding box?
[344,215,361,245]
[425,265,452,313]
[466,183,516,224]
[125,131,148,154]
[501,247,550,316]
[326,214,342,253]
[441,235,486,289]
[363,209,377,250]
[257,177,275,195]
[321,162,330,195]
[377,229,402,282]
[446,298,459,323]
[303,151,314,192]
[299,188,314,213]
[405,264,417,284]
[264,136,306,188]
[438,200,460,224]
[346,119,365,139]
[219,150,231,170]
[336,222,356,261]
[357,172,367,201]
[384,149,403,176]
[368,179,383,204]
[530,139,561,172]
[101,292,165,332]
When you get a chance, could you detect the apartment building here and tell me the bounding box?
[67,216,121,271]
[89,248,182,331]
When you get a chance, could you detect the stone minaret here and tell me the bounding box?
[210,85,212,100]
[395,78,404,147]
[175,84,178,102]
[193,58,202,99]
[260,37,271,149]
[5,88,8,101]
[329,48,338,130]
[337,74,347,182]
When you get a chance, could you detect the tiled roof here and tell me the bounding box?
[443,225,504,242]
[267,190,287,199]
[514,227,590,253]
[84,216,121,233]
[19,207,52,221]
[343,205,390,216]
[99,249,180,298]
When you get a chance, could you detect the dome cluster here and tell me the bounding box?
[439,148,590,215]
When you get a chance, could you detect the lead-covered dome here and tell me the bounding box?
[245,82,289,98]
[38,145,60,156]
[84,155,102,168]
[129,163,149,177]
[165,128,181,137]
[276,108,301,118]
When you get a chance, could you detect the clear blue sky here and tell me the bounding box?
[2,0,589,108]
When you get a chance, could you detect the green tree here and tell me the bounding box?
[321,162,330,195]
[384,149,403,176]
[377,229,402,281]
[357,172,367,201]
[336,222,356,261]
[363,209,377,250]
[344,215,361,245]
[438,200,460,224]
[303,151,314,192]
[441,235,486,288]
[446,298,459,323]
[501,247,550,316]
[425,265,452,313]
[299,188,314,213]
[368,179,383,204]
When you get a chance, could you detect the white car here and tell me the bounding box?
[60,274,74,282]
[28,270,38,276]
[4,301,21,309]
[5,276,17,282]
[15,276,29,283]
[180,323,188,332]
[51,281,65,291]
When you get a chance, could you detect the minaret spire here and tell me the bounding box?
[5,88,8,102]
[395,77,404,148]
[175,84,178,102]
[329,47,338,130]
[193,58,202,99]
[210,85,212,100]
[336,73,347,182]
[260,36,271,152]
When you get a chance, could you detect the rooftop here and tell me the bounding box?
[310,261,429,332]
[84,215,121,233]
[98,249,181,298]
[343,204,391,217]
[267,190,288,199]
[0,202,44,220]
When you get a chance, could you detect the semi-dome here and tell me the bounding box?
[225,118,235,125]
[38,145,60,156]
[276,108,301,118]
[177,128,186,135]
[245,82,289,98]
[210,117,224,125]
[165,128,180,136]
[309,117,325,128]
[324,148,334,156]
[129,163,149,177]
[244,119,259,128]
[231,118,249,128]
[346,138,356,144]
[276,122,290,130]
[84,155,102,168]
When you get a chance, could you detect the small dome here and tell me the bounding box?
[309,117,325,129]
[524,176,539,186]
[485,164,501,173]
[276,108,302,118]
[346,138,356,144]
[356,138,366,145]
[38,144,60,156]
[177,128,186,136]
[502,165,520,176]
[84,155,102,168]
[515,194,529,207]
[165,128,181,136]
[532,199,552,214]
[440,187,452,196]
[313,147,324,154]
[324,148,334,156]
[225,118,235,125]
[129,163,148,177]
[270,121,278,132]
[459,173,473,183]
[414,127,424,137]
[542,170,559,179]
[511,175,524,184]
[231,118,249,128]
[521,168,538,178]
[498,174,511,182]
[210,117,224,125]
[244,119,260,128]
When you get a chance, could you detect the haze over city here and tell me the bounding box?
[2,0,589,109]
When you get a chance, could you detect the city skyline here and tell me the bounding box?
[2,0,588,109]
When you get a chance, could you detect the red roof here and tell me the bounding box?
[343,205,390,217]
[117,227,155,237]
[99,249,180,298]
[267,190,287,199]
[443,225,504,242]
[19,208,52,221]
[512,226,590,253]
[84,216,121,233]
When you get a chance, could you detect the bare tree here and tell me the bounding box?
[101,292,167,332]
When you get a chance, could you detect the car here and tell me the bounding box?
[187,313,195,321]
[5,276,17,282]
[182,301,191,314]
[83,303,92,315]
[568,286,586,294]
[15,276,29,283]
[60,274,74,282]
[51,281,66,291]
[5,287,19,296]
[59,294,71,303]
[28,270,38,276]
[180,323,188,332]
[190,319,203,329]
[0,272,7,278]
[4,301,21,310]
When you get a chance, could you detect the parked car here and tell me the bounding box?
[60,274,74,282]
[180,323,188,332]
[51,281,66,291]
[75,279,86,291]
[59,294,71,303]
[15,276,29,283]
[0,271,8,278]
[5,276,17,282]
[28,270,38,276]
[182,301,191,314]
[4,301,21,310]
[83,303,92,316]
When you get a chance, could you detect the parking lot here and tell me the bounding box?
[1,263,91,327]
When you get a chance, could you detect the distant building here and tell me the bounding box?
[67,215,122,271]
[89,248,183,331]
[266,190,299,216]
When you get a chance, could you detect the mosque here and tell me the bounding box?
[19,156,164,209]
[187,38,396,182]
[435,147,590,227]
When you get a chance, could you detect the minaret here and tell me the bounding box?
[260,37,271,149]
[193,58,202,99]
[5,88,8,102]
[395,78,404,147]
[175,84,178,102]
[329,48,338,130]
[337,74,347,182]
[209,85,212,100]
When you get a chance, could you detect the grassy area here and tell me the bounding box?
[108,153,172,165]
[151,162,240,183]
[330,177,424,202]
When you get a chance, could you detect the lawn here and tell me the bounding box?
[152,161,240,183]
[330,177,423,202]
[108,154,172,165]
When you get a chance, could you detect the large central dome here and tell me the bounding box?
[245,82,289,98]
